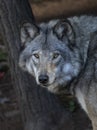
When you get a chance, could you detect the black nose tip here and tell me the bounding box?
[39,75,49,85]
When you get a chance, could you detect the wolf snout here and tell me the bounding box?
[38,75,49,85]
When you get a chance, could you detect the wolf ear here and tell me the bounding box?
[53,19,75,44]
[21,23,39,46]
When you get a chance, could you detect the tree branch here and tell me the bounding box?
[30,0,97,22]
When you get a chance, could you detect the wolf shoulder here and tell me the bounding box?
[68,15,97,33]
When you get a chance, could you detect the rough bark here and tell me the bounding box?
[0,0,74,130]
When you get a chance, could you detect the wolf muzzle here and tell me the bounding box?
[38,74,49,85]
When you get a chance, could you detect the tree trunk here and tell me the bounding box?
[0,0,74,130]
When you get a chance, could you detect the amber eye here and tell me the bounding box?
[33,53,39,59]
[53,53,60,59]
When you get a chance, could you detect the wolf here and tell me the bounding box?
[19,16,97,130]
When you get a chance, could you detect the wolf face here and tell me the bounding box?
[19,20,83,93]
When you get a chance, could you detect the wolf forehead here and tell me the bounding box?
[39,19,60,31]
[20,18,75,52]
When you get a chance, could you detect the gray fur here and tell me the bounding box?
[19,15,97,130]
[72,31,97,130]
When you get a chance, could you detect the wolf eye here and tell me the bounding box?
[33,53,39,59]
[53,53,60,59]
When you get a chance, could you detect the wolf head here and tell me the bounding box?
[19,19,83,93]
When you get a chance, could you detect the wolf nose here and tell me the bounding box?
[39,75,49,85]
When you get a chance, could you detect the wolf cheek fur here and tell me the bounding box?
[19,19,83,93]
